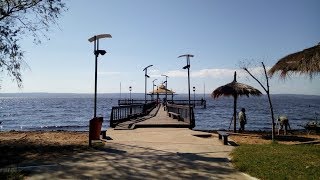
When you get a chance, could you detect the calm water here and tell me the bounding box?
[0,93,319,131]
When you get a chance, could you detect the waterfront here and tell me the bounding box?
[0,93,319,131]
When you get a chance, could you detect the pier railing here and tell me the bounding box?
[118,99,155,105]
[167,99,206,108]
[119,99,206,108]
[166,103,195,129]
[110,102,157,128]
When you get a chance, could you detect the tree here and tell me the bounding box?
[0,0,67,87]
[241,62,276,141]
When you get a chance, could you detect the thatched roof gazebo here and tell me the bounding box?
[268,43,320,79]
[148,83,175,101]
[149,84,175,95]
[212,71,262,132]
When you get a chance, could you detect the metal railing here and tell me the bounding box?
[167,99,206,108]
[118,99,155,105]
[166,103,195,129]
[110,102,157,128]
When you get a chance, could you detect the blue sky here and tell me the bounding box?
[1,0,320,95]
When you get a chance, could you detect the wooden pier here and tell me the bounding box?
[111,103,193,130]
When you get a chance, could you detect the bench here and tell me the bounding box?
[168,112,181,120]
[217,131,229,145]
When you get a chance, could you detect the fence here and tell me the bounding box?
[166,103,195,129]
[167,99,206,108]
[119,99,206,108]
[110,102,157,128]
[118,99,155,105]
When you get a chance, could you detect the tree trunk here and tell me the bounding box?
[262,62,276,140]
[242,62,276,141]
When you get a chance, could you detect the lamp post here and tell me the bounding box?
[88,33,111,147]
[178,54,194,128]
[88,34,112,118]
[129,86,132,101]
[193,86,196,107]
[143,65,153,104]
[157,85,159,103]
[161,74,168,104]
[152,79,157,100]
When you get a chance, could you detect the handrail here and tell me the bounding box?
[166,103,195,129]
[119,99,206,108]
[167,99,206,108]
[118,99,155,105]
[110,102,158,128]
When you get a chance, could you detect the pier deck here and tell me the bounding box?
[114,104,190,129]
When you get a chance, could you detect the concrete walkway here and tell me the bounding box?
[25,128,254,179]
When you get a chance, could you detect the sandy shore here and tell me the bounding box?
[0,131,89,169]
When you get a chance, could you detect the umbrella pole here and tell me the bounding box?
[228,116,233,130]
[233,95,237,133]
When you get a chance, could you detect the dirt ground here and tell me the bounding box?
[1,130,319,146]
[0,131,90,168]
[229,131,320,145]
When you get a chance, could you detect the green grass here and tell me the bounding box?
[231,143,320,180]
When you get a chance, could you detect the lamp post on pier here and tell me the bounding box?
[129,86,132,101]
[193,86,196,107]
[178,54,194,128]
[143,65,153,104]
[161,74,168,104]
[152,79,157,100]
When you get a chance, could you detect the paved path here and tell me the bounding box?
[22,106,255,179]
[134,105,189,128]
[25,128,254,179]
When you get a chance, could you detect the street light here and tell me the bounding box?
[129,86,132,100]
[161,74,168,104]
[178,54,194,127]
[193,86,196,107]
[152,79,157,100]
[88,34,112,118]
[143,65,153,104]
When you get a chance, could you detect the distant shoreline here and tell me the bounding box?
[1,92,319,98]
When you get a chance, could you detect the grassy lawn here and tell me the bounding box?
[231,143,320,180]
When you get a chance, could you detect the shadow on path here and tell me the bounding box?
[19,141,245,179]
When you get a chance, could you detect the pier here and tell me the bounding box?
[110,102,194,130]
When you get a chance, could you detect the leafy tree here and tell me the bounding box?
[0,0,67,87]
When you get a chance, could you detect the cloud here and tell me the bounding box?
[164,67,272,78]
[98,71,121,75]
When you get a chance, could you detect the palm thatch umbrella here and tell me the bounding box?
[268,43,320,78]
[212,71,262,132]
[149,84,175,95]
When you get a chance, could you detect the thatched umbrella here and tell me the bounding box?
[212,71,262,132]
[268,43,320,78]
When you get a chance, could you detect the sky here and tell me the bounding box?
[1,0,320,95]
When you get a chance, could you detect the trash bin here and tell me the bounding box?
[89,117,103,140]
